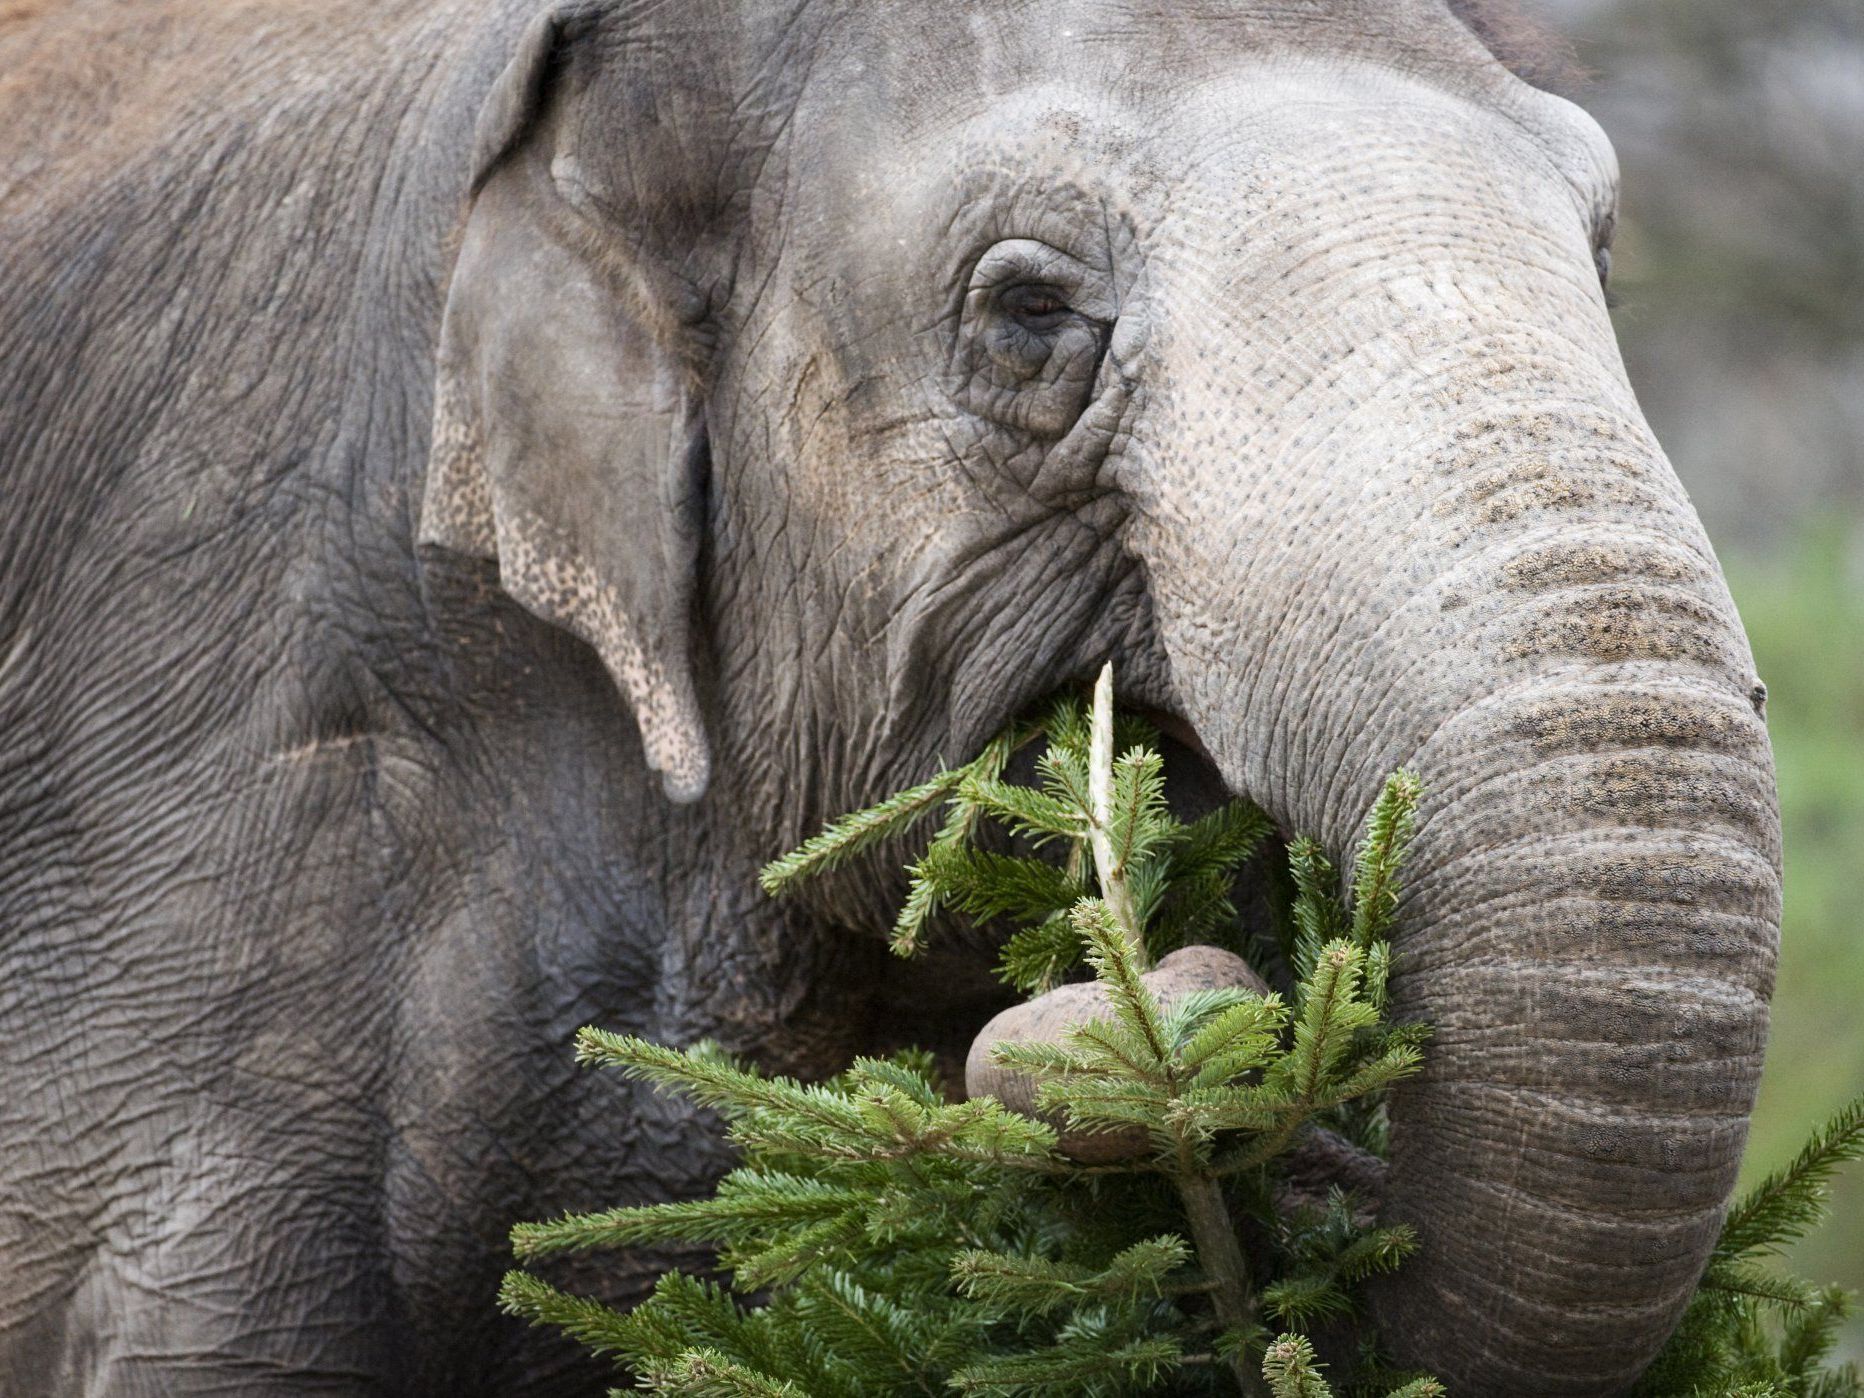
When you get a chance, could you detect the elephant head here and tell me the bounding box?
[419,1,1780,1391]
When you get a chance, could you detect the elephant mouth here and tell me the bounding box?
[1129,705,1238,833]
[1028,698,1396,1214]
[868,689,1392,1212]
[1137,706,1213,763]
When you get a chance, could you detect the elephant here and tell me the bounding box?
[0,0,1780,1393]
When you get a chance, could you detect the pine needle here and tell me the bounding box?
[1718,1097,1864,1259]
[1348,771,1421,949]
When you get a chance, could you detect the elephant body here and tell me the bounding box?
[0,2,1779,1395]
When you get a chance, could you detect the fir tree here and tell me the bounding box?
[502,668,1434,1394]
[501,665,1864,1398]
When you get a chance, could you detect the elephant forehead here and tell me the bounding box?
[781,61,1600,311]
[797,0,1520,124]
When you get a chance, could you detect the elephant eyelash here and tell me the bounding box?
[999,283,1074,330]
[1593,227,1617,308]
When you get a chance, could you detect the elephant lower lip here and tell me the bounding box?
[1137,707,1217,767]
[1129,705,1235,814]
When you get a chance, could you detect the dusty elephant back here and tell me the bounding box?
[0,0,506,651]
[0,3,667,1392]
[0,0,457,207]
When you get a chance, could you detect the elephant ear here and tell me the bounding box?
[421,4,712,801]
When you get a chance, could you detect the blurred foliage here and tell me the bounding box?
[1547,0,1863,545]
[1728,528,1864,1367]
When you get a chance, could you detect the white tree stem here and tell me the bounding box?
[1086,663,1146,963]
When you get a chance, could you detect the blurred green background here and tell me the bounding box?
[1542,0,1864,1362]
[1730,539,1864,1360]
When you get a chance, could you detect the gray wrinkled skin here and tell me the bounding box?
[0,2,1779,1394]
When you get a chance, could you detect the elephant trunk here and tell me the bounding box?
[1361,662,1778,1392]
[1147,443,1780,1389]
[1125,294,1781,1389]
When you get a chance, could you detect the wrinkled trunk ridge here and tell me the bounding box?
[1171,508,1780,1393]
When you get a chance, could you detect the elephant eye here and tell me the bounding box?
[954,239,1111,439]
[1001,283,1073,332]
[1594,211,1618,305]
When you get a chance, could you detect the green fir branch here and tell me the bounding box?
[1717,1098,1864,1260]
[513,677,1862,1398]
[1261,1334,1331,1398]
[889,870,943,958]
[498,1270,644,1362]
[1347,773,1421,950]
[951,1235,1194,1316]
[511,1175,869,1260]
[996,913,1087,995]
[949,1328,1186,1394]
[639,1348,808,1397]
[1073,899,1173,1071]
[757,774,964,896]
[1284,839,1343,986]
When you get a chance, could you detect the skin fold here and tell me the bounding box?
[0,1,1779,1394]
